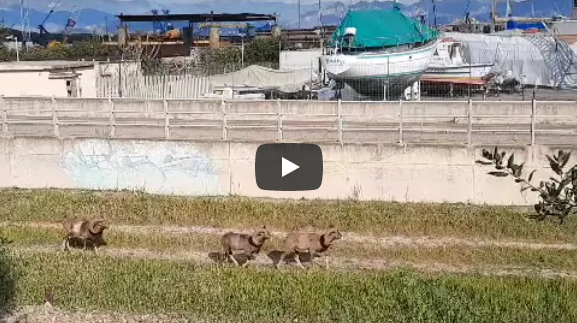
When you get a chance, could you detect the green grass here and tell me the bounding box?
[0,190,577,243]
[8,251,577,323]
[4,225,577,272]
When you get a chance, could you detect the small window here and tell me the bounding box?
[66,80,73,97]
[239,90,261,95]
[213,90,223,95]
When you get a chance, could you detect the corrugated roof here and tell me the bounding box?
[328,8,439,49]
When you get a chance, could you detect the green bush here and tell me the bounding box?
[199,38,281,70]
[0,38,116,62]
[477,147,577,224]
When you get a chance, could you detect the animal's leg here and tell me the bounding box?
[227,250,240,266]
[221,248,229,264]
[294,252,306,270]
[241,255,251,267]
[61,236,69,251]
[93,242,99,254]
[82,239,87,251]
[308,250,315,267]
[276,252,286,269]
[324,253,330,270]
[241,252,253,267]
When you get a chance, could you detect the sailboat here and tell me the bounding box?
[320,6,440,99]
[422,37,494,82]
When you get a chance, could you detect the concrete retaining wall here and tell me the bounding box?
[2,97,577,125]
[1,136,574,205]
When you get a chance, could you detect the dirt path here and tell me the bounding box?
[10,244,577,279]
[2,304,202,323]
[2,220,576,251]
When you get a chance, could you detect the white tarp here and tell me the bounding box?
[444,31,577,88]
[208,65,319,93]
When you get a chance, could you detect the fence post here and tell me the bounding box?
[337,99,343,143]
[51,96,59,138]
[109,96,115,138]
[277,99,282,142]
[164,98,170,139]
[467,99,472,145]
[398,100,403,145]
[221,99,227,140]
[0,96,6,136]
[530,98,536,146]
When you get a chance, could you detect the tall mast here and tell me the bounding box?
[491,0,497,32]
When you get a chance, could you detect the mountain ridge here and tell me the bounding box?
[0,0,573,34]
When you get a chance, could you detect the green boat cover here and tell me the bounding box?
[328,8,439,49]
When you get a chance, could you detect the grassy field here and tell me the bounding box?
[1,189,577,323]
[3,225,577,272]
[6,252,577,323]
[0,190,576,242]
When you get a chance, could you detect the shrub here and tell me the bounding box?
[477,147,577,224]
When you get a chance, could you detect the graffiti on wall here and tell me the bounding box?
[59,139,223,195]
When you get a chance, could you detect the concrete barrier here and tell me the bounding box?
[0,96,576,146]
[0,136,574,205]
[2,97,577,124]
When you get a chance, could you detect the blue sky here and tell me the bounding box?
[109,0,421,3]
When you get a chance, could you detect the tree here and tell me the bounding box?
[477,147,577,224]
[0,25,15,62]
[243,38,280,65]
[197,38,282,72]
[0,28,8,43]
[21,39,116,61]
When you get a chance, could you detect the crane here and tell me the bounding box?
[38,1,61,39]
[62,0,84,43]
[151,9,172,34]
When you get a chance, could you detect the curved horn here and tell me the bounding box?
[90,220,105,232]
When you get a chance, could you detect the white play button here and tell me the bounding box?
[281,157,300,177]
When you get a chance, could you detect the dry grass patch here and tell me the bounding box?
[4,225,577,272]
[0,190,576,243]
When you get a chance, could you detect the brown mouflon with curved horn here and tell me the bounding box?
[220,226,271,267]
[61,218,109,253]
[277,228,342,270]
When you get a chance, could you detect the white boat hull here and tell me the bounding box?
[423,64,494,80]
[321,40,439,98]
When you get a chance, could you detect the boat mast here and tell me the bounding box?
[431,0,437,28]
[298,0,301,29]
[491,0,497,32]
